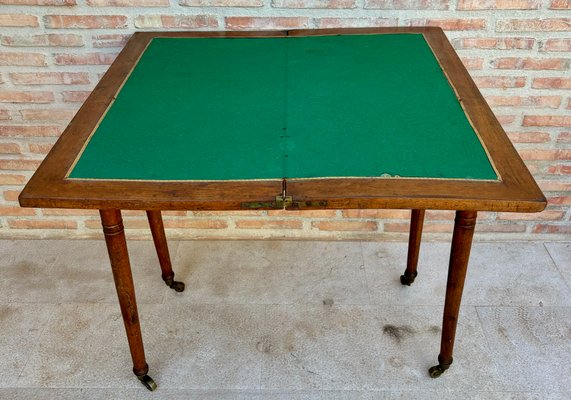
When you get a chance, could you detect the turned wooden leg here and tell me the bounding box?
[146,210,185,292]
[429,210,477,378]
[401,209,425,286]
[100,209,156,391]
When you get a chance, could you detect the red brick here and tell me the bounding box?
[0,14,39,27]
[452,37,534,50]
[42,209,98,216]
[523,116,571,127]
[476,224,527,233]
[226,17,308,30]
[268,209,337,217]
[507,131,551,143]
[135,15,218,29]
[0,206,36,216]
[312,221,377,231]
[54,53,117,65]
[181,0,262,4]
[425,210,456,220]
[92,34,131,48]
[540,39,571,52]
[533,224,571,234]
[365,0,448,8]
[163,219,228,229]
[87,0,168,5]
[191,210,263,216]
[3,190,20,201]
[273,0,356,7]
[461,57,484,70]
[385,222,453,233]
[0,52,47,67]
[0,126,61,137]
[62,91,91,103]
[315,18,398,28]
[496,115,516,125]
[473,76,526,88]
[0,143,21,154]
[342,209,410,218]
[235,219,303,229]
[547,196,571,205]
[1,34,83,47]
[518,149,571,161]
[0,159,42,171]
[538,180,571,191]
[407,18,486,30]
[547,165,571,175]
[8,219,77,229]
[496,19,571,32]
[490,57,570,70]
[20,109,76,122]
[0,0,75,4]
[457,0,539,9]
[45,15,128,29]
[486,96,561,108]
[10,72,90,85]
[28,143,54,154]
[0,91,54,103]
[532,77,571,89]
[549,0,570,8]
[0,174,26,185]
[557,132,571,142]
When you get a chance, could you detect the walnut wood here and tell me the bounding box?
[437,210,477,370]
[146,210,175,283]
[100,209,148,378]
[18,28,546,213]
[402,209,425,285]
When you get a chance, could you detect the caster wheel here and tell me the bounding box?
[428,365,445,378]
[169,280,185,292]
[138,374,157,391]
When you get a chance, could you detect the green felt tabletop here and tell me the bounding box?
[69,34,498,182]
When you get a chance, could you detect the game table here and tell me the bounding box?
[19,28,546,391]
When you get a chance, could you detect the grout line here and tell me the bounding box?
[542,242,571,296]
[358,241,373,306]
[14,303,59,386]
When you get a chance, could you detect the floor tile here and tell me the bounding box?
[362,242,449,306]
[140,303,266,389]
[16,304,138,389]
[0,240,177,304]
[363,242,571,306]
[261,305,499,391]
[169,241,368,305]
[477,306,571,392]
[0,304,55,388]
[464,243,571,307]
[545,242,571,287]
[17,303,265,390]
[0,388,568,400]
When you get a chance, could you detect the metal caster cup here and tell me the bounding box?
[138,374,157,391]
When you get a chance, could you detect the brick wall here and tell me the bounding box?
[0,1,569,240]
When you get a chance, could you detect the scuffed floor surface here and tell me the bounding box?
[0,240,569,400]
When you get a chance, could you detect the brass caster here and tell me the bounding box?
[138,374,157,391]
[428,365,445,378]
[165,279,185,292]
[400,272,417,286]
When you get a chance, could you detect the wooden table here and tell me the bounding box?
[19,28,546,391]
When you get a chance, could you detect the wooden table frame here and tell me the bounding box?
[19,28,546,391]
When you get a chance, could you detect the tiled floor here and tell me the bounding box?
[0,239,569,399]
